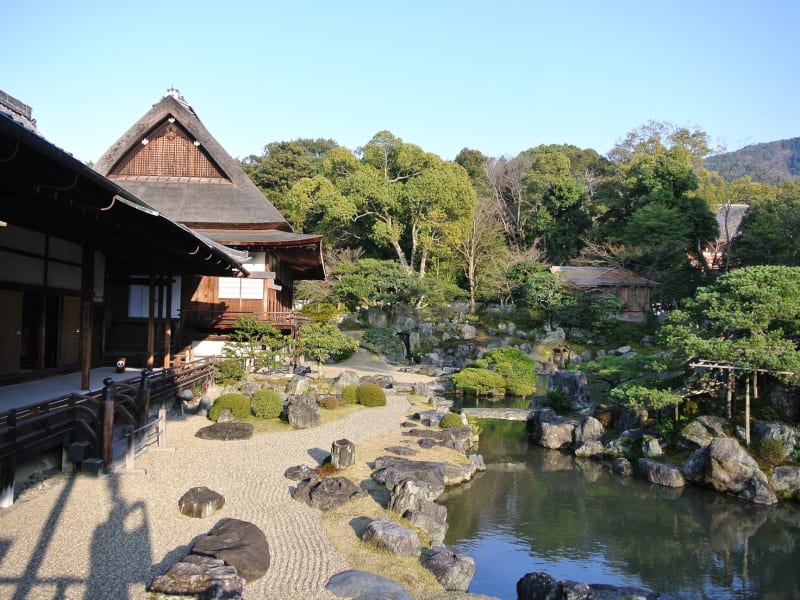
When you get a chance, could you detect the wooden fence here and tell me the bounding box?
[0,357,216,507]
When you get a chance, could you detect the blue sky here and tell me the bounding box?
[2,1,798,164]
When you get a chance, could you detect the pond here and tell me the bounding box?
[438,418,800,600]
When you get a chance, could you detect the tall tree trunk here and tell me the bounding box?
[745,373,751,447]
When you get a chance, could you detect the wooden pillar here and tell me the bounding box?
[163,275,172,368]
[753,371,759,400]
[0,412,16,508]
[79,247,95,390]
[102,377,115,471]
[726,369,734,419]
[137,369,151,428]
[146,275,155,369]
[745,373,751,447]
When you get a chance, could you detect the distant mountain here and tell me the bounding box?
[704,137,800,185]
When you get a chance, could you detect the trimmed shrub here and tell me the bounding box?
[214,358,245,385]
[451,367,506,396]
[440,412,464,429]
[251,389,283,419]
[475,346,536,396]
[341,384,358,404]
[320,396,342,410]
[208,393,250,421]
[356,382,387,407]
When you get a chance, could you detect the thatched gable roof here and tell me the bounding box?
[550,266,656,288]
[715,203,748,243]
[94,88,289,230]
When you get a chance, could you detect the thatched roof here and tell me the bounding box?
[94,88,289,230]
[550,266,656,288]
[715,203,748,243]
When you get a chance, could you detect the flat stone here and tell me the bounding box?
[147,554,243,599]
[179,486,225,518]
[326,569,412,600]
[362,517,420,557]
[195,421,253,441]
[284,464,316,481]
[386,445,418,456]
[293,476,365,511]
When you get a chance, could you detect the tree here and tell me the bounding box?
[222,316,288,372]
[732,182,800,267]
[294,322,359,377]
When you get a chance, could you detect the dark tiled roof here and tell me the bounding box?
[93,90,288,229]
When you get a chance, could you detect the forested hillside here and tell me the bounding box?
[704,137,800,184]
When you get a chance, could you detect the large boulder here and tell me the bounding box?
[330,370,360,393]
[284,375,309,395]
[517,571,661,600]
[682,437,778,505]
[179,486,225,518]
[770,466,800,501]
[372,456,476,490]
[573,440,604,459]
[636,458,685,488]
[190,518,270,582]
[388,477,438,516]
[679,415,729,450]
[404,499,448,542]
[326,569,412,600]
[423,544,475,592]
[286,396,320,429]
[548,371,593,412]
[753,420,797,460]
[611,457,632,476]
[195,421,253,441]
[362,517,420,557]
[573,415,605,445]
[292,476,365,511]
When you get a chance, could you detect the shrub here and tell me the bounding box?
[208,393,250,421]
[754,437,786,466]
[356,382,387,407]
[320,396,342,410]
[545,387,571,414]
[440,412,464,429]
[341,385,358,404]
[250,389,283,419]
[475,346,537,396]
[451,367,506,396]
[215,358,245,385]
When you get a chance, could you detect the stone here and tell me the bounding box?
[147,554,243,599]
[293,476,365,511]
[360,374,394,388]
[537,420,575,450]
[611,457,632,476]
[682,437,778,505]
[388,477,436,516]
[770,466,800,500]
[190,518,270,582]
[283,464,316,481]
[331,438,355,469]
[418,438,437,449]
[460,324,477,339]
[641,436,664,458]
[517,570,661,600]
[404,508,448,542]
[287,397,320,428]
[573,415,605,444]
[574,440,604,459]
[362,517,421,557]
[616,407,648,430]
[216,408,235,423]
[195,421,254,441]
[548,370,593,412]
[385,445,418,456]
[517,571,558,600]
[284,375,309,395]
[372,456,476,490]
[330,369,361,392]
[469,454,486,471]
[679,415,729,450]
[179,486,225,518]
[636,458,685,488]
[423,544,475,591]
[326,569,412,600]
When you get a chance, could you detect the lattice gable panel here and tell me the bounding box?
[111,117,229,180]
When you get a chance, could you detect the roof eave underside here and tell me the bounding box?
[0,115,249,278]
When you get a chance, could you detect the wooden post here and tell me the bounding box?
[0,412,16,508]
[137,369,151,429]
[146,275,155,369]
[163,274,173,368]
[331,438,355,469]
[80,246,95,390]
[102,377,115,471]
[725,368,734,420]
[753,371,759,400]
[745,373,751,447]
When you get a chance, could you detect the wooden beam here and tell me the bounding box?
[146,275,155,369]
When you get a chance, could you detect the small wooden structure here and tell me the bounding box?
[550,266,656,322]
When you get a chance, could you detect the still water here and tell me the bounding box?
[439,417,800,600]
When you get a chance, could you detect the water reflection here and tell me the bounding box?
[440,419,800,600]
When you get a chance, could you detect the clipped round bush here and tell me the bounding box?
[208,393,251,421]
[356,382,387,407]
[440,412,464,429]
[251,389,283,419]
[214,358,245,385]
[320,396,342,410]
[475,346,536,396]
[341,384,358,404]
[451,367,506,396]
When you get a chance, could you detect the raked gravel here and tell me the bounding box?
[0,394,412,600]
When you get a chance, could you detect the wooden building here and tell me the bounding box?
[93,89,325,358]
[550,265,656,322]
[0,92,249,386]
